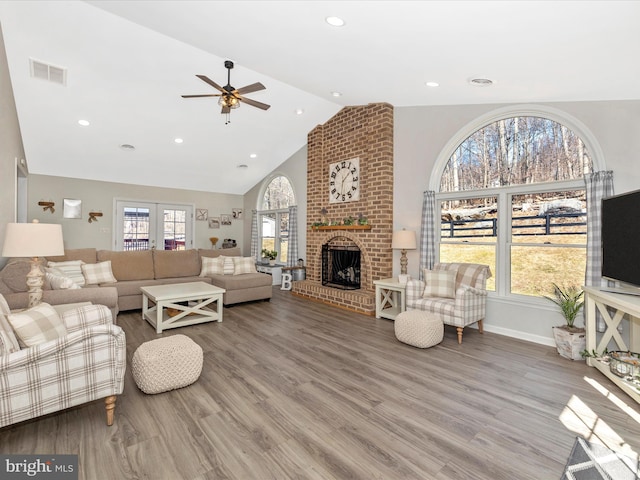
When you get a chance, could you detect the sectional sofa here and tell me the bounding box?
[0,247,272,316]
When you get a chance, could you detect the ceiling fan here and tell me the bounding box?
[182,60,270,124]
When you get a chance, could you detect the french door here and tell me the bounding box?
[114,200,194,251]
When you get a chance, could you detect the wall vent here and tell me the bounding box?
[29,58,67,86]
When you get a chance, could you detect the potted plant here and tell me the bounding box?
[544,283,585,360]
[261,248,278,265]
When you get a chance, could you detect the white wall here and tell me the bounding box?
[27,174,244,252]
[394,99,640,345]
[243,145,307,261]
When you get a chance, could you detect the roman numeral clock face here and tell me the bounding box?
[329,158,360,203]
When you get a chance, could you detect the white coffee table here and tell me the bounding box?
[141,281,226,333]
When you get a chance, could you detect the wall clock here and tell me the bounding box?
[329,158,360,203]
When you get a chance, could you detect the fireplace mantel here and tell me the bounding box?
[311,225,372,231]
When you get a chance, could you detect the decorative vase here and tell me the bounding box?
[552,326,586,361]
[269,259,275,266]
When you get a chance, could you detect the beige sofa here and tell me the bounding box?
[0,247,272,315]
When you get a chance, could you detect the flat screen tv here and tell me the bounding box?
[601,189,640,293]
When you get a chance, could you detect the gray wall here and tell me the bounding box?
[0,23,26,268]
[394,99,640,345]
[27,174,244,252]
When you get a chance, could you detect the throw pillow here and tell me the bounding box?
[45,271,81,290]
[233,257,257,275]
[422,269,457,299]
[82,260,118,285]
[220,256,236,275]
[7,303,68,348]
[0,294,20,354]
[47,260,86,287]
[199,256,225,276]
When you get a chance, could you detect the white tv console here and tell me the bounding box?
[584,286,640,404]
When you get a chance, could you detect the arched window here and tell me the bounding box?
[437,114,593,298]
[259,175,295,264]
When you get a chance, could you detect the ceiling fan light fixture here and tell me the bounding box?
[219,95,240,109]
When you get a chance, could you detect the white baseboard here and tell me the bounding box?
[480,323,556,347]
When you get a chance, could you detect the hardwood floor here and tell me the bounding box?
[2,288,640,479]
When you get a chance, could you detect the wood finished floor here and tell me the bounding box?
[2,288,640,479]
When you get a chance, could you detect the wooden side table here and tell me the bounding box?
[374,278,407,320]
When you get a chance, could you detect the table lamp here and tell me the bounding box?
[392,229,417,279]
[2,220,65,307]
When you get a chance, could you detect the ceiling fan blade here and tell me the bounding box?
[235,82,266,95]
[221,105,231,114]
[240,97,271,110]
[196,74,225,93]
[181,94,222,98]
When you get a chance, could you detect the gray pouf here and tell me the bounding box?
[132,334,203,394]
[394,310,444,348]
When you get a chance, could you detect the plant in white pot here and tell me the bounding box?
[544,283,585,361]
[261,248,278,265]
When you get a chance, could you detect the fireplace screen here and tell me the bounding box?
[322,244,361,290]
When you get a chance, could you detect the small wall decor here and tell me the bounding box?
[220,214,232,226]
[63,199,82,219]
[88,211,103,223]
[38,201,55,213]
[232,208,243,220]
[196,208,208,221]
[208,217,220,229]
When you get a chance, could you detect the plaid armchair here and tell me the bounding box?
[405,263,491,344]
[0,303,126,428]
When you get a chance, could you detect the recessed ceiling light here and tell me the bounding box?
[249,153,257,159]
[174,138,183,144]
[331,91,342,97]
[237,164,248,169]
[470,78,494,86]
[294,108,304,115]
[425,81,439,87]
[119,144,135,150]
[78,119,90,126]
[325,16,345,27]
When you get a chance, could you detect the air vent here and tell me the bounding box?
[29,58,67,86]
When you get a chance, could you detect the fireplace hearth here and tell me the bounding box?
[322,244,361,290]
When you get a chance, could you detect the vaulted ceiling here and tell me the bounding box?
[1,1,638,194]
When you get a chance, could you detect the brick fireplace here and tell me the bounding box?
[292,103,394,314]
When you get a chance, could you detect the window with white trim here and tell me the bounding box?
[259,176,295,264]
[437,115,592,298]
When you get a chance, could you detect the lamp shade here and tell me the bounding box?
[2,221,65,258]
[392,229,417,250]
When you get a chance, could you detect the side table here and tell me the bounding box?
[255,264,283,285]
[373,277,407,320]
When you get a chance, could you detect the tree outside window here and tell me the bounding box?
[438,116,592,298]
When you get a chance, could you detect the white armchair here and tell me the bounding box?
[0,299,126,428]
[405,263,491,344]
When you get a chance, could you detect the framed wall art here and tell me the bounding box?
[220,214,232,226]
[208,217,220,229]
[63,198,82,219]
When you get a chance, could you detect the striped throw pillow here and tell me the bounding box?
[233,257,257,275]
[220,256,237,275]
[0,295,20,354]
[7,303,67,348]
[200,256,225,276]
[422,269,457,299]
[47,260,86,287]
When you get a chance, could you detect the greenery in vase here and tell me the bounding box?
[261,249,277,260]
[544,283,584,329]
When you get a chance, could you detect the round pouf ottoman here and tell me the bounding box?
[394,310,444,348]
[132,334,203,394]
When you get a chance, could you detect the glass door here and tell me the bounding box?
[115,201,193,251]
